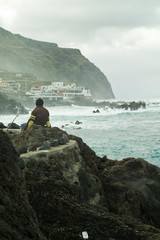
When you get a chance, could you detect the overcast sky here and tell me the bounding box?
[0,0,160,99]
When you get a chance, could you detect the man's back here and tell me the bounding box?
[24,98,51,130]
[31,106,49,126]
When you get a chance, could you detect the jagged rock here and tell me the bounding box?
[19,157,25,169]
[75,120,82,125]
[0,130,46,240]
[7,122,20,129]
[51,139,59,147]
[93,109,100,113]
[113,101,146,111]
[62,133,69,143]
[0,126,160,240]
[97,157,160,229]
[6,126,160,239]
[0,122,7,128]
[54,180,64,187]
[18,146,27,154]
[12,124,68,151]
[90,100,146,111]
[58,137,66,145]
[65,162,70,169]
[39,140,51,150]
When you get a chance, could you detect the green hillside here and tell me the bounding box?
[0,27,115,99]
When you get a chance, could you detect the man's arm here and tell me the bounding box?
[46,111,51,128]
[24,113,36,130]
[46,116,51,128]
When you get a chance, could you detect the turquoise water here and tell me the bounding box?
[1,100,160,167]
[51,103,160,167]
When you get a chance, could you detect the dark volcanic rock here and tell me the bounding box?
[7,122,20,129]
[97,157,160,228]
[0,122,7,128]
[39,140,51,150]
[118,101,146,111]
[91,100,146,111]
[0,130,46,240]
[18,146,27,154]
[10,126,160,239]
[12,124,67,151]
[0,93,28,114]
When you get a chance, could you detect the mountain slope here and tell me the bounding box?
[0,27,115,99]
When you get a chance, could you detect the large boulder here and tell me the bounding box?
[0,130,46,240]
[97,157,160,228]
[12,125,69,151]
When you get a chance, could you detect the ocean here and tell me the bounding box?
[1,98,160,167]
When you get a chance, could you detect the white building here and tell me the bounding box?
[63,88,91,99]
[26,81,92,100]
[81,88,92,97]
[63,82,76,89]
[51,82,64,90]
[0,80,20,92]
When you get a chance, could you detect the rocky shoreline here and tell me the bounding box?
[0,93,28,115]
[1,125,160,240]
[0,92,146,115]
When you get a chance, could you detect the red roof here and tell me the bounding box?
[65,82,74,85]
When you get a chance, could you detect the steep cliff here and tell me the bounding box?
[0,27,115,99]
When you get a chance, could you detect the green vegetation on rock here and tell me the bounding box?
[0,27,115,99]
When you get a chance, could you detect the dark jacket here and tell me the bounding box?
[24,106,51,130]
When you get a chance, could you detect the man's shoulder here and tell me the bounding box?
[31,107,38,114]
[32,106,49,114]
[42,106,49,114]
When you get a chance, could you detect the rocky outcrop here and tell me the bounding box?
[12,125,69,151]
[0,130,46,240]
[116,101,146,111]
[94,100,146,111]
[97,156,160,228]
[7,125,160,239]
[71,98,146,110]
[0,93,28,114]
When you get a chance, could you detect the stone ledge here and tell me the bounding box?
[20,140,78,160]
[1,128,21,133]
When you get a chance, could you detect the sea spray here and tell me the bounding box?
[1,99,160,166]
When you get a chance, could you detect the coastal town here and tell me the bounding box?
[0,70,92,102]
[26,82,92,101]
[0,69,146,111]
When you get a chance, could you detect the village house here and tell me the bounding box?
[0,79,20,92]
[26,81,92,100]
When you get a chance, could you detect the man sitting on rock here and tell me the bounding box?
[24,98,51,130]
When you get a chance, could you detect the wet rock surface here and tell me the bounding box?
[0,130,46,240]
[1,125,160,239]
[72,98,146,110]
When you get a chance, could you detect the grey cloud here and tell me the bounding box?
[10,0,160,48]
[11,0,160,34]
[91,48,160,99]
[1,0,160,98]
